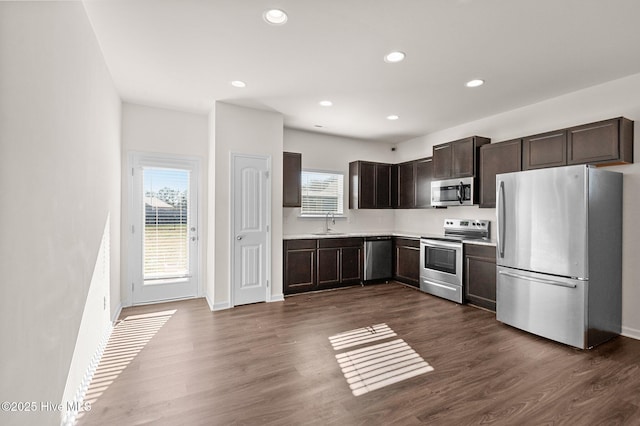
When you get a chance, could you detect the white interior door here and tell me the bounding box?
[130,153,199,305]
[232,154,270,306]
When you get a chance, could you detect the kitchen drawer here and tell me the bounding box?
[318,237,364,248]
[465,244,495,259]
[285,239,317,250]
[394,238,419,249]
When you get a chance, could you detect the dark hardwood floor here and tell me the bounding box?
[78,283,640,425]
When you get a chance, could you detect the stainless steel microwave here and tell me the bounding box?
[431,177,475,207]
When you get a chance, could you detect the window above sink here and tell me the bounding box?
[300,170,344,217]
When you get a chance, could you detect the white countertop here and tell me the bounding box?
[283,231,420,240]
[283,231,497,246]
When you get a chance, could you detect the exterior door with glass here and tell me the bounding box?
[129,153,199,305]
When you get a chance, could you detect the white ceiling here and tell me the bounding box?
[83,0,640,143]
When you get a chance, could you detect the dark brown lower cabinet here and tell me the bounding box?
[284,238,364,295]
[318,238,363,288]
[340,246,363,283]
[393,238,420,287]
[317,248,340,288]
[283,239,317,294]
[464,244,497,311]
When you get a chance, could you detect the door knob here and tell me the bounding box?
[236,235,244,240]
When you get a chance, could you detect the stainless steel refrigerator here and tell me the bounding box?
[496,165,622,349]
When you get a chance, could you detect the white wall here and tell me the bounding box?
[120,103,209,305]
[209,102,284,308]
[0,3,121,425]
[283,129,396,235]
[393,72,640,339]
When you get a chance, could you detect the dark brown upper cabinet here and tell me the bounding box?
[479,140,522,208]
[375,163,392,208]
[523,117,633,171]
[433,142,452,179]
[433,136,490,179]
[392,157,433,209]
[283,152,302,207]
[567,117,633,166]
[414,157,434,208]
[523,130,567,170]
[349,161,392,209]
[394,161,416,209]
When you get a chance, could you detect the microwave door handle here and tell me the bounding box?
[497,180,505,258]
[457,182,463,204]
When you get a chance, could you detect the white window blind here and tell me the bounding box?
[143,167,190,280]
[301,170,344,215]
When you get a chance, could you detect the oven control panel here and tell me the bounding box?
[443,219,490,239]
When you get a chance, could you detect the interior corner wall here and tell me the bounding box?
[120,103,209,307]
[206,105,216,309]
[212,102,284,307]
[393,72,640,339]
[0,3,121,425]
[283,129,396,236]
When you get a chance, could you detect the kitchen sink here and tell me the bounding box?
[311,232,346,236]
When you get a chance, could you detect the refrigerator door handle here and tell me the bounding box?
[498,270,577,289]
[497,180,505,258]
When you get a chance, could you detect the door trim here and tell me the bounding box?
[229,152,272,307]
[126,151,203,307]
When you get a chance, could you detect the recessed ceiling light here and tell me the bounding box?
[263,9,288,25]
[230,80,246,88]
[387,115,399,120]
[465,79,484,88]
[319,100,333,107]
[384,51,406,63]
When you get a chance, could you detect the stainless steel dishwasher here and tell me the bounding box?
[364,236,392,281]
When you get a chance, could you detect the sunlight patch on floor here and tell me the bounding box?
[75,309,176,422]
[330,324,433,396]
[328,323,397,350]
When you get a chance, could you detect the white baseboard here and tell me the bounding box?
[213,301,231,311]
[111,302,123,323]
[269,293,285,302]
[621,325,640,341]
[204,295,215,311]
[60,324,113,426]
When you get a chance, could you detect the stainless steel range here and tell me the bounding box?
[419,219,490,303]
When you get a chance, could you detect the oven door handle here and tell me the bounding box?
[421,239,461,250]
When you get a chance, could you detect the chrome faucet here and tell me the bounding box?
[325,212,335,233]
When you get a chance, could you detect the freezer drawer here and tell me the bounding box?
[496,266,586,348]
